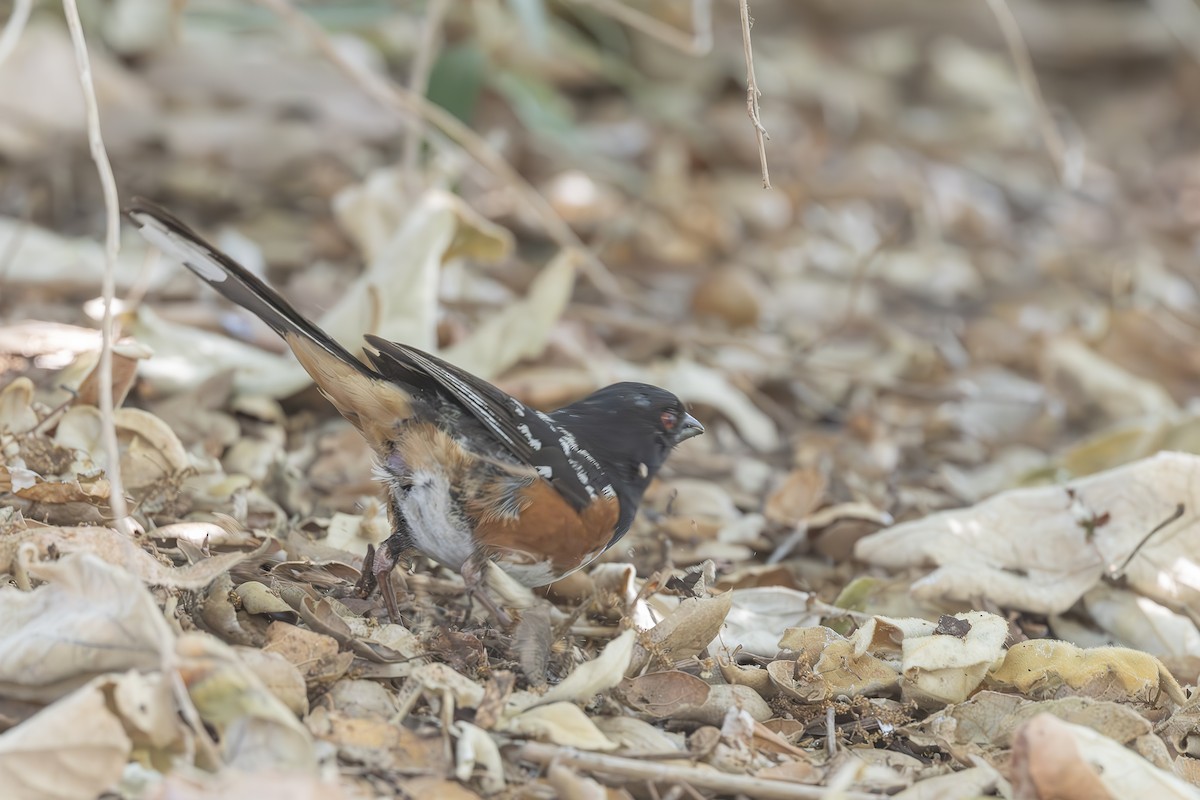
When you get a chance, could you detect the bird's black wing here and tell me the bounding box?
[364,336,614,510]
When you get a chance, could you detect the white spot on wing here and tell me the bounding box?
[577,447,602,469]
[518,424,541,450]
[569,458,596,498]
[535,465,554,480]
[405,350,519,449]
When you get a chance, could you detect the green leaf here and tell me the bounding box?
[426,43,487,124]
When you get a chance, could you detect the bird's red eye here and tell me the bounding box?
[660,411,678,430]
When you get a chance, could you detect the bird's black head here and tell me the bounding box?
[550,382,703,496]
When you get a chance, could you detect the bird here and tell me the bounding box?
[127,199,704,624]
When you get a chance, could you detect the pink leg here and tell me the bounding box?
[461,554,513,627]
[361,543,407,623]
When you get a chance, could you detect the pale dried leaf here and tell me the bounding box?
[236,582,294,616]
[411,663,486,709]
[722,587,821,657]
[177,631,316,770]
[1077,586,1200,678]
[764,467,827,526]
[619,671,772,725]
[444,249,577,379]
[514,629,637,714]
[0,680,131,800]
[915,691,1153,751]
[233,647,309,717]
[0,552,173,702]
[892,764,1007,800]
[454,721,506,793]
[628,591,731,675]
[855,452,1200,615]
[501,703,617,751]
[898,611,1009,706]
[0,527,264,590]
[0,377,38,435]
[593,715,684,753]
[1012,714,1197,799]
[131,305,295,395]
[1044,338,1178,421]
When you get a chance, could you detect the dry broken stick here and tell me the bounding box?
[514,741,879,800]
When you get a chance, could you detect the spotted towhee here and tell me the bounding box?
[128,200,703,623]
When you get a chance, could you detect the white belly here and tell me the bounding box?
[397,470,476,574]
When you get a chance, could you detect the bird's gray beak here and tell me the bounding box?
[675,413,705,442]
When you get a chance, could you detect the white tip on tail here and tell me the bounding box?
[131,212,228,283]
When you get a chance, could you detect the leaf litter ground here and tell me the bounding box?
[4,2,1200,798]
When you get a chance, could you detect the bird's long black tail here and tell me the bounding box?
[126,198,372,377]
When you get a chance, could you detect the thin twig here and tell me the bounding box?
[0,0,31,68]
[255,0,623,299]
[1108,502,1186,579]
[738,0,770,189]
[570,0,713,56]
[766,520,808,565]
[515,742,878,800]
[983,0,1076,186]
[825,705,837,757]
[401,0,451,190]
[63,0,132,535]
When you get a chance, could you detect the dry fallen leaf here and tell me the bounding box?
[721,586,821,657]
[0,679,132,800]
[518,629,635,711]
[0,526,265,590]
[989,639,1186,706]
[618,670,772,725]
[0,552,174,702]
[911,691,1155,752]
[453,721,506,793]
[1011,713,1198,799]
[764,467,828,526]
[855,452,1200,616]
[773,626,899,702]
[444,249,577,379]
[1073,585,1200,679]
[0,377,39,435]
[177,631,316,770]
[628,591,732,675]
[500,702,617,751]
[1043,338,1179,422]
[895,611,1010,706]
